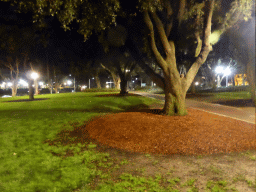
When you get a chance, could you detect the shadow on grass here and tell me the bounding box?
[3,98,50,102]
[95,93,142,97]
[186,93,215,99]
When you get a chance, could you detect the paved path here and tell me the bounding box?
[132,91,255,124]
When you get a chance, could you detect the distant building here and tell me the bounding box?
[234,74,249,86]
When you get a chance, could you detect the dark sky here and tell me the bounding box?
[0,1,93,75]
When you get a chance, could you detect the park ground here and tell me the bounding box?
[0,90,255,192]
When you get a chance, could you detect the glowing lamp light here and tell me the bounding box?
[19,79,28,86]
[215,66,223,74]
[224,68,231,76]
[195,82,199,86]
[39,82,44,86]
[67,80,72,85]
[31,72,39,80]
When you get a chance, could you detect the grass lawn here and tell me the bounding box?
[154,91,251,100]
[0,92,163,192]
[0,92,255,192]
[186,91,252,102]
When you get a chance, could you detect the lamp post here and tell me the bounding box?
[89,77,94,89]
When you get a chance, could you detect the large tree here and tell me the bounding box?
[227,17,255,105]
[4,0,253,115]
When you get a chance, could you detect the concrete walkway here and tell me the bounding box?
[132,91,255,125]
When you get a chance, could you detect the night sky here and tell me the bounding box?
[0,1,93,76]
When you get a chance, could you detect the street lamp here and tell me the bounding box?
[67,80,72,86]
[31,72,39,80]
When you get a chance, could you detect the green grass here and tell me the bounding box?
[197,91,251,101]
[152,91,251,102]
[0,92,159,192]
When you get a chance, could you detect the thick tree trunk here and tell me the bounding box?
[112,74,121,89]
[163,85,187,116]
[34,79,39,95]
[11,80,18,97]
[95,76,101,89]
[55,83,59,94]
[190,80,196,94]
[246,60,255,106]
[210,72,217,89]
[120,75,128,95]
[28,79,34,100]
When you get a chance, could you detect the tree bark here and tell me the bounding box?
[113,75,121,89]
[28,79,34,100]
[246,57,255,106]
[34,79,39,95]
[95,75,101,89]
[190,79,196,94]
[119,74,128,95]
[163,81,187,116]
[11,80,17,97]
[55,83,59,94]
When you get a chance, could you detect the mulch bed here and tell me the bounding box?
[84,108,255,155]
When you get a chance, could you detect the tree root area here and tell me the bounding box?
[85,108,255,155]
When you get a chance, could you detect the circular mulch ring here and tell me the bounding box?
[84,108,255,155]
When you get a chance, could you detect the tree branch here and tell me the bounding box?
[137,59,165,89]
[177,0,186,26]
[184,0,215,92]
[143,11,168,74]
[164,0,173,37]
[151,11,172,59]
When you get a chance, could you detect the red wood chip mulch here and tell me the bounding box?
[84,108,255,155]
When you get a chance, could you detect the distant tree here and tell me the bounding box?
[100,62,121,89]
[99,47,137,94]
[5,0,253,115]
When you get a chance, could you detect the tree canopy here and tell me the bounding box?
[2,0,254,115]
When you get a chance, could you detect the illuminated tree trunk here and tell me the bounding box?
[55,83,59,94]
[28,79,34,100]
[11,80,18,97]
[112,74,121,89]
[163,81,187,116]
[34,79,39,95]
[190,79,196,94]
[246,56,255,106]
[142,0,214,116]
[95,75,101,89]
